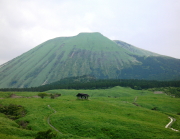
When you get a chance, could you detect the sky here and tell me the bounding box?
[0,0,180,65]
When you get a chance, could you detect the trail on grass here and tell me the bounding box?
[47,105,84,138]
[165,117,179,132]
[47,105,62,134]
[132,97,179,132]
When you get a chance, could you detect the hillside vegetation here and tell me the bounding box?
[1,77,180,94]
[0,87,180,139]
[1,32,180,88]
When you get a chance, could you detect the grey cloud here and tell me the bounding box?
[0,0,180,65]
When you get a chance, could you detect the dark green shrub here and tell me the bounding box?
[18,120,29,129]
[0,104,26,120]
[151,107,159,111]
[38,93,48,98]
[50,93,61,99]
[50,94,55,99]
[35,129,57,139]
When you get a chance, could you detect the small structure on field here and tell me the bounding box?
[76,93,89,99]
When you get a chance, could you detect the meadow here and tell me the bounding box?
[0,86,180,139]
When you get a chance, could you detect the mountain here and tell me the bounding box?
[0,32,180,88]
[114,40,159,56]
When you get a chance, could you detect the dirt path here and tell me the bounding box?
[131,96,178,132]
[47,105,83,138]
[165,117,179,132]
[134,96,138,102]
[47,105,62,134]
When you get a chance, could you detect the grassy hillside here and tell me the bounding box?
[120,56,180,80]
[0,87,180,139]
[2,32,180,88]
[114,40,160,56]
[0,33,138,88]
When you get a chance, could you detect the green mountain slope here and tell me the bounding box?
[114,40,160,56]
[120,56,180,80]
[0,32,180,88]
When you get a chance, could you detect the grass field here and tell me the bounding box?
[0,86,180,139]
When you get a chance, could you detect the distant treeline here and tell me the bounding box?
[0,78,180,92]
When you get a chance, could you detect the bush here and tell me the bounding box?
[50,93,61,99]
[35,129,57,139]
[0,104,26,120]
[151,107,159,111]
[18,120,29,129]
[38,93,48,99]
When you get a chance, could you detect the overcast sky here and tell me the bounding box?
[0,0,180,65]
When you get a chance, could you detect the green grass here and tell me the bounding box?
[0,87,180,138]
[0,91,39,98]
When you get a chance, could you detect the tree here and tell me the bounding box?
[50,93,61,99]
[38,93,48,99]
[54,93,61,97]
[50,94,55,99]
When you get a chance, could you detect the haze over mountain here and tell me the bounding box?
[0,32,180,88]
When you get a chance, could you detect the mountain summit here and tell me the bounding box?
[0,32,180,88]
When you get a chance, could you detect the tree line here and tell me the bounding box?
[0,79,180,92]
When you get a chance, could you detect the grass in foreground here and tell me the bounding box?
[0,86,180,139]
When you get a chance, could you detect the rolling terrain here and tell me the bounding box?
[0,32,180,88]
[0,87,180,139]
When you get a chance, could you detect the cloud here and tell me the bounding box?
[0,0,180,65]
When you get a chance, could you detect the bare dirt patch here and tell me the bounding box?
[32,95,40,98]
[10,94,22,98]
[8,94,40,98]
[154,91,164,94]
